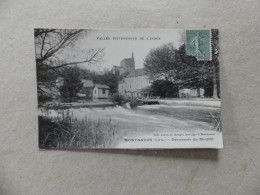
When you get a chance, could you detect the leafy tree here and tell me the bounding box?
[176,44,211,96]
[144,43,180,82]
[177,29,220,98]
[99,72,121,94]
[144,43,205,96]
[144,30,220,98]
[59,67,83,98]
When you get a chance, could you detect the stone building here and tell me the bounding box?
[119,52,135,76]
[110,53,135,76]
[118,68,151,98]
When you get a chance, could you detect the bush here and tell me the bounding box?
[151,80,179,98]
[129,100,139,108]
[112,94,125,105]
[38,94,53,104]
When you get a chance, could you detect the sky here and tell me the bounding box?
[62,29,184,73]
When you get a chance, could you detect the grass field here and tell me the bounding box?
[39,110,116,149]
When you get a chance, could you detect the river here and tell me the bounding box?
[41,101,221,143]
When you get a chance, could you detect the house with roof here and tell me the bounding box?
[93,84,110,99]
[78,79,94,99]
[118,68,151,98]
[56,77,110,100]
[79,80,111,99]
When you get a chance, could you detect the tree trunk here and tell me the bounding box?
[197,87,201,97]
[213,63,218,99]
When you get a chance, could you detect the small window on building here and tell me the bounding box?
[95,90,96,94]
[102,89,106,94]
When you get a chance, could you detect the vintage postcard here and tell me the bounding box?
[35,29,223,149]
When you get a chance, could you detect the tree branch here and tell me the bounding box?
[37,30,84,63]
[40,32,47,58]
[44,48,104,70]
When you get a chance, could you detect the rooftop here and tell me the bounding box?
[81,79,94,88]
[94,84,110,89]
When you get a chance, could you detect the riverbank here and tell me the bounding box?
[41,101,116,109]
[40,98,220,109]
[160,98,221,108]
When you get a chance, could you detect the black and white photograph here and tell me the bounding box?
[35,29,222,149]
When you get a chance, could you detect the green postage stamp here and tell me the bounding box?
[185,30,212,61]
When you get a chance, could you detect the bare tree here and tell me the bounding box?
[34,29,104,71]
[34,29,104,102]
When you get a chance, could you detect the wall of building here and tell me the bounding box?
[179,88,205,98]
[93,87,109,99]
[118,75,150,97]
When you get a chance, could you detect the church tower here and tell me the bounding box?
[119,52,135,76]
